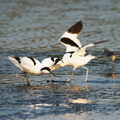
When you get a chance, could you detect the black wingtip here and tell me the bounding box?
[10,56,21,64]
[67,20,83,34]
[50,58,62,69]
[94,40,109,45]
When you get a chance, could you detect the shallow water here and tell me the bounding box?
[0,0,120,120]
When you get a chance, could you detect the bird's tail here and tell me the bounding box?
[50,59,64,70]
[8,56,21,64]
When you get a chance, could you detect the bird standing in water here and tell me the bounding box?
[103,48,116,68]
[58,20,108,82]
[8,56,62,86]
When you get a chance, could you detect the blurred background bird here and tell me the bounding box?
[102,48,116,68]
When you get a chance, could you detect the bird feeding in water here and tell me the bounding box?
[58,20,108,82]
[102,48,116,68]
[8,56,62,85]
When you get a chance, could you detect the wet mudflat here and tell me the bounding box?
[0,51,120,120]
[0,0,120,119]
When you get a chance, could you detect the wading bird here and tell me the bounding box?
[8,56,62,85]
[58,20,108,82]
[102,48,116,68]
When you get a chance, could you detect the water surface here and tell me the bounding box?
[0,0,120,120]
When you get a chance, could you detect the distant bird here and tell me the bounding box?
[58,20,108,82]
[8,56,62,85]
[102,48,116,68]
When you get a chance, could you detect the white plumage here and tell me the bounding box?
[8,20,108,84]
[8,56,62,85]
[58,20,108,82]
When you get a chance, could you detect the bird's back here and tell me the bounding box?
[61,53,95,68]
[8,56,41,74]
[8,56,23,70]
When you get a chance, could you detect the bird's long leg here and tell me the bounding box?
[62,67,69,79]
[107,62,110,67]
[15,71,23,78]
[16,71,26,84]
[66,69,75,82]
[49,73,54,82]
[24,72,31,86]
[26,79,31,86]
[48,70,57,82]
[16,71,31,86]
[82,66,89,82]
[112,61,115,68]
[22,72,27,84]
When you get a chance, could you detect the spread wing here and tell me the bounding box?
[59,21,83,52]
[74,40,108,57]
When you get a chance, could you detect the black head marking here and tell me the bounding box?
[27,57,36,65]
[104,48,109,52]
[67,21,83,34]
[103,48,115,56]
[51,57,55,62]
[14,57,21,63]
[41,67,50,72]
[105,49,115,56]
[60,37,80,48]
[55,58,62,64]
[50,57,61,63]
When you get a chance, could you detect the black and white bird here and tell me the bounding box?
[8,56,62,85]
[58,20,108,82]
[102,48,116,68]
